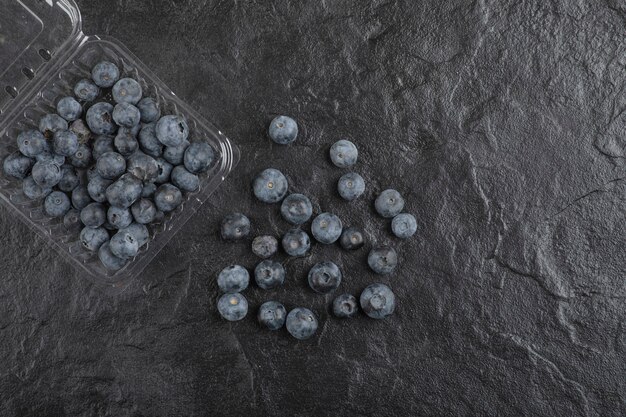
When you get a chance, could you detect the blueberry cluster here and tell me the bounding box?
[3,60,215,272]
[216,116,415,340]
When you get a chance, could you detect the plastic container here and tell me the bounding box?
[0,0,239,292]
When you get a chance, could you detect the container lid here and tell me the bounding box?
[0,0,82,116]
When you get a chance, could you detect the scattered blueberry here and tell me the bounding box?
[339,226,365,250]
[96,151,126,179]
[137,97,161,123]
[131,198,157,224]
[3,152,34,179]
[109,230,139,259]
[367,246,398,274]
[154,184,182,212]
[86,102,116,135]
[184,142,214,174]
[92,135,116,160]
[308,261,342,294]
[375,189,404,218]
[112,78,142,105]
[105,173,143,208]
[156,115,189,147]
[254,260,285,290]
[141,183,157,198]
[80,226,109,251]
[360,283,396,319]
[91,61,120,88]
[252,235,278,259]
[138,123,163,158]
[221,213,251,240]
[286,308,318,340]
[58,165,80,192]
[22,176,51,200]
[163,140,189,165]
[268,115,298,145]
[121,223,150,247]
[73,79,100,102]
[87,174,113,203]
[171,165,199,192]
[107,206,133,229]
[337,172,365,201]
[53,130,79,157]
[330,139,358,168]
[71,185,92,210]
[17,130,47,157]
[217,292,248,321]
[217,265,250,293]
[311,212,342,244]
[112,103,141,128]
[69,119,92,144]
[280,193,312,225]
[118,124,141,137]
[282,229,310,257]
[253,168,288,203]
[80,202,106,228]
[56,97,82,121]
[39,114,68,139]
[333,294,359,318]
[31,160,62,188]
[69,144,92,168]
[154,157,173,183]
[258,301,287,330]
[98,241,127,271]
[391,213,417,239]
[63,208,82,232]
[113,130,139,157]
[127,152,159,183]
[44,191,70,217]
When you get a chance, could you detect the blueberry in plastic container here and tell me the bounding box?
[171,165,199,192]
[375,189,404,218]
[391,213,417,239]
[39,114,68,139]
[282,228,311,257]
[154,183,182,212]
[56,96,82,121]
[80,202,106,228]
[35,151,64,167]
[87,174,113,203]
[31,160,62,188]
[221,213,250,240]
[268,115,298,145]
[156,115,189,147]
[330,139,358,168]
[311,212,342,244]
[80,226,109,251]
[337,172,365,201]
[163,140,190,165]
[333,293,359,318]
[98,241,127,271]
[217,265,250,293]
[3,152,34,179]
[286,308,318,340]
[253,168,288,203]
[109,230,140,259]
[63,208,83,232]
[17,130,47,157]
[154,157,173,183]
[339,226,365,250]
[74,78,100,102]
[308,261,342,294]
[121,223,150,247]
[22,176,51,200]
[118,124,141,137]
[137,97,161,123]
[254,260,285,290]
[71,185,92,210]
[91,61,120,88]
[138,123,163,158]
[368,246,398,274]
[251,235,278,259]
[184,142,214,174]
[53,130,79,157]
[92,135,116,160]
[69,119,92,144]
[107,206,133,230]
[112,103,141,128]
[217,293,248,322]
[96,151,126,180]
[112,78,142,105]
[360,283,396,319]
[44,191,70,218]
[131,198,157,224]
[127,152,159,183]
[141,183,157,198]
[86,102,117,135]
[106,173,143,209]
[58,165,80,192]
[280,193,312,225]
[113,130,139,157]
[258,301,287,330]
[69,144,92,169]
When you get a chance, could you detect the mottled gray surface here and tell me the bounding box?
[1,0,625,415]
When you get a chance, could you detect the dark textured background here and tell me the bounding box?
[1,0,625,415]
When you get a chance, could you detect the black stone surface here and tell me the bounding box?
[1,0,625,415]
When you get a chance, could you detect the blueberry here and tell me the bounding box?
[92,135,115,160]
[220,213,251,240]
[392,213,417,239]
[252,235,278,259]
[375,189,404,218]
[52,130,79,157]
[154,157,173,183]
[106,173,143,208]
[109,230,139,259]
[112,103,141,128]
[71,185,92,210]
[330,139,358,168]
[254,260,285,290]
[58,165,79,192]
[171,165,199,192]
[3,152,34,179]
[74,79,100,102]
[31,160,62,188]
[333,294,359,318]
[138,123,163,157]
[17,130,47,157]
[63,208,82,232]
[69,144,92,168]
[339,226,365,250]
[253,168,288,203]
[156,115,189,147]
[34,151,64,166]
[268,115,298,145]
[285,308,318,340]
[217,293,248,321]
[118,124,141,137]
[131,198,157,224]
[163,140,190,165]
[39,114,68,139]
[80,226,109,251]
[184,141,215,173]
[56,97,82,121]
[98,241,127,271]
[113,130,139,157]
[217,265,250,293]
[91,61,120,88]
[308,261,342,294]
[86,102,117,135]
[258,301,287,330]
[154,183,182,212]
[80,202,106,228]
[127,152,159,182]
[112,78,142,105]
[22,176,51,200]
[280,193,312,225]
[282,228,310,257]
[141,183,157,198]
[137,97,161,123]
[311,212,342,244]
[44,191,70,217]
[87,174,113,203]
[368,246,398,274]
[96,151,126,179]
[153,210,165,223]
[69,119,92,144]
[107,206,133,229]
[360,283,396,319]
[121,223,150,247]
[337,172,365,201]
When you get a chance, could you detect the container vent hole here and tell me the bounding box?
[38,49,51,61]
[22,67,35,79]
[5,86,17,98]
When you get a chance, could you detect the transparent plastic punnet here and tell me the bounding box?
[0,0,239,291]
